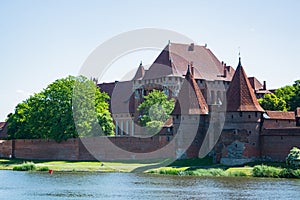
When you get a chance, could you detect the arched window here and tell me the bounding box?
[115,121,119,136]
[216,91,222,105]
[134,90,139,99]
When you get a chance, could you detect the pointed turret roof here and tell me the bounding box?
[132,62,145,80]
[172,65,209,115]
[226,58,264,112]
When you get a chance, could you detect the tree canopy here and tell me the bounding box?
[138,90,174,135]
[259,80,300,111]
[7,76,114,141]
[258,93,287,111]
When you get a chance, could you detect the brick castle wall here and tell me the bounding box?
[13,139,79,160]
[261,128,300,161]
[0,140,12,158]
[0,136,173,161]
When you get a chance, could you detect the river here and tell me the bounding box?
[0,170,300,199]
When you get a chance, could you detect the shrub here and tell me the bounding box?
[13,162,36,171]
[286,147,300,168]
[279,168,300,178]
[252,165,281,178]
[37,166,49,171]
[292,169,300,178]
[189,168,226,177]
[227,171,247,177]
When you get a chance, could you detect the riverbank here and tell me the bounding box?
[147,165,300,179]
[0,158,160,172]
[1,158,300,178]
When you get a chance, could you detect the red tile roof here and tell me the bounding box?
[265,111,295,120]
[163,117,173,127]
[248,77,263,90]
[226,58,264,112]
[0,122,6,130]
[172,66,209,115]
[143,42,235,81]
[99,81,135,114]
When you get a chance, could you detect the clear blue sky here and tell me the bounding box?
[1,0,299,121]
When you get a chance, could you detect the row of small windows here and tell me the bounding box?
[231,112,259,119]
[136,77,181,84]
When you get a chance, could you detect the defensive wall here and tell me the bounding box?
[0,135,174,161]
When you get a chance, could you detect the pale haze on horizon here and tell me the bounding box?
[1,0,299,121]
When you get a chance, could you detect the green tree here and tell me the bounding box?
[259,80,300,111]
[258,93,287,111]
[290,80,300,111]
[275,85,296,110]
[7,76,114,141]
[138,90,174,134]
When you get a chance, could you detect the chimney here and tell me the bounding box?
[223,68,227,78]
[263,81,266,90]
[189,43,194,51]
[223,63,227,78]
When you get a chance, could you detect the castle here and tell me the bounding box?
[98,42,300,165]
[0,42,299,165]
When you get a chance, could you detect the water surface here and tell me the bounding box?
[1,170,299,199]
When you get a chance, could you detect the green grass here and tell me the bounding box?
[37,166,49,171]
[2,158,299,179]
[0,158,164,172]
[225,167,252,176]
[252,165,300,178]
[148,166,250,177]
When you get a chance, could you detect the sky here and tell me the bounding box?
[1,0,299,121]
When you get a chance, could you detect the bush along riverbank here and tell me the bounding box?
[148,165,300,179]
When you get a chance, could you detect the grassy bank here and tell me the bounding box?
[147,167,250,177]
[2,158,299,178]
[0,158,161,172]
[148,165,300,179]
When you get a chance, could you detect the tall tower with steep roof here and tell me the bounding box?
[213,57,265,165]
[171,65,209,158]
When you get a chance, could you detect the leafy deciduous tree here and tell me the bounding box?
[7,76,114,141]
[259,80,300,111]
[138,90,174,134]
[258,93,287,111]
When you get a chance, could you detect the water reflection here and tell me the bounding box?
[0,171,300,200]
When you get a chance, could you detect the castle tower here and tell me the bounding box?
[214,57,265,165]
[172,65,209,158]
